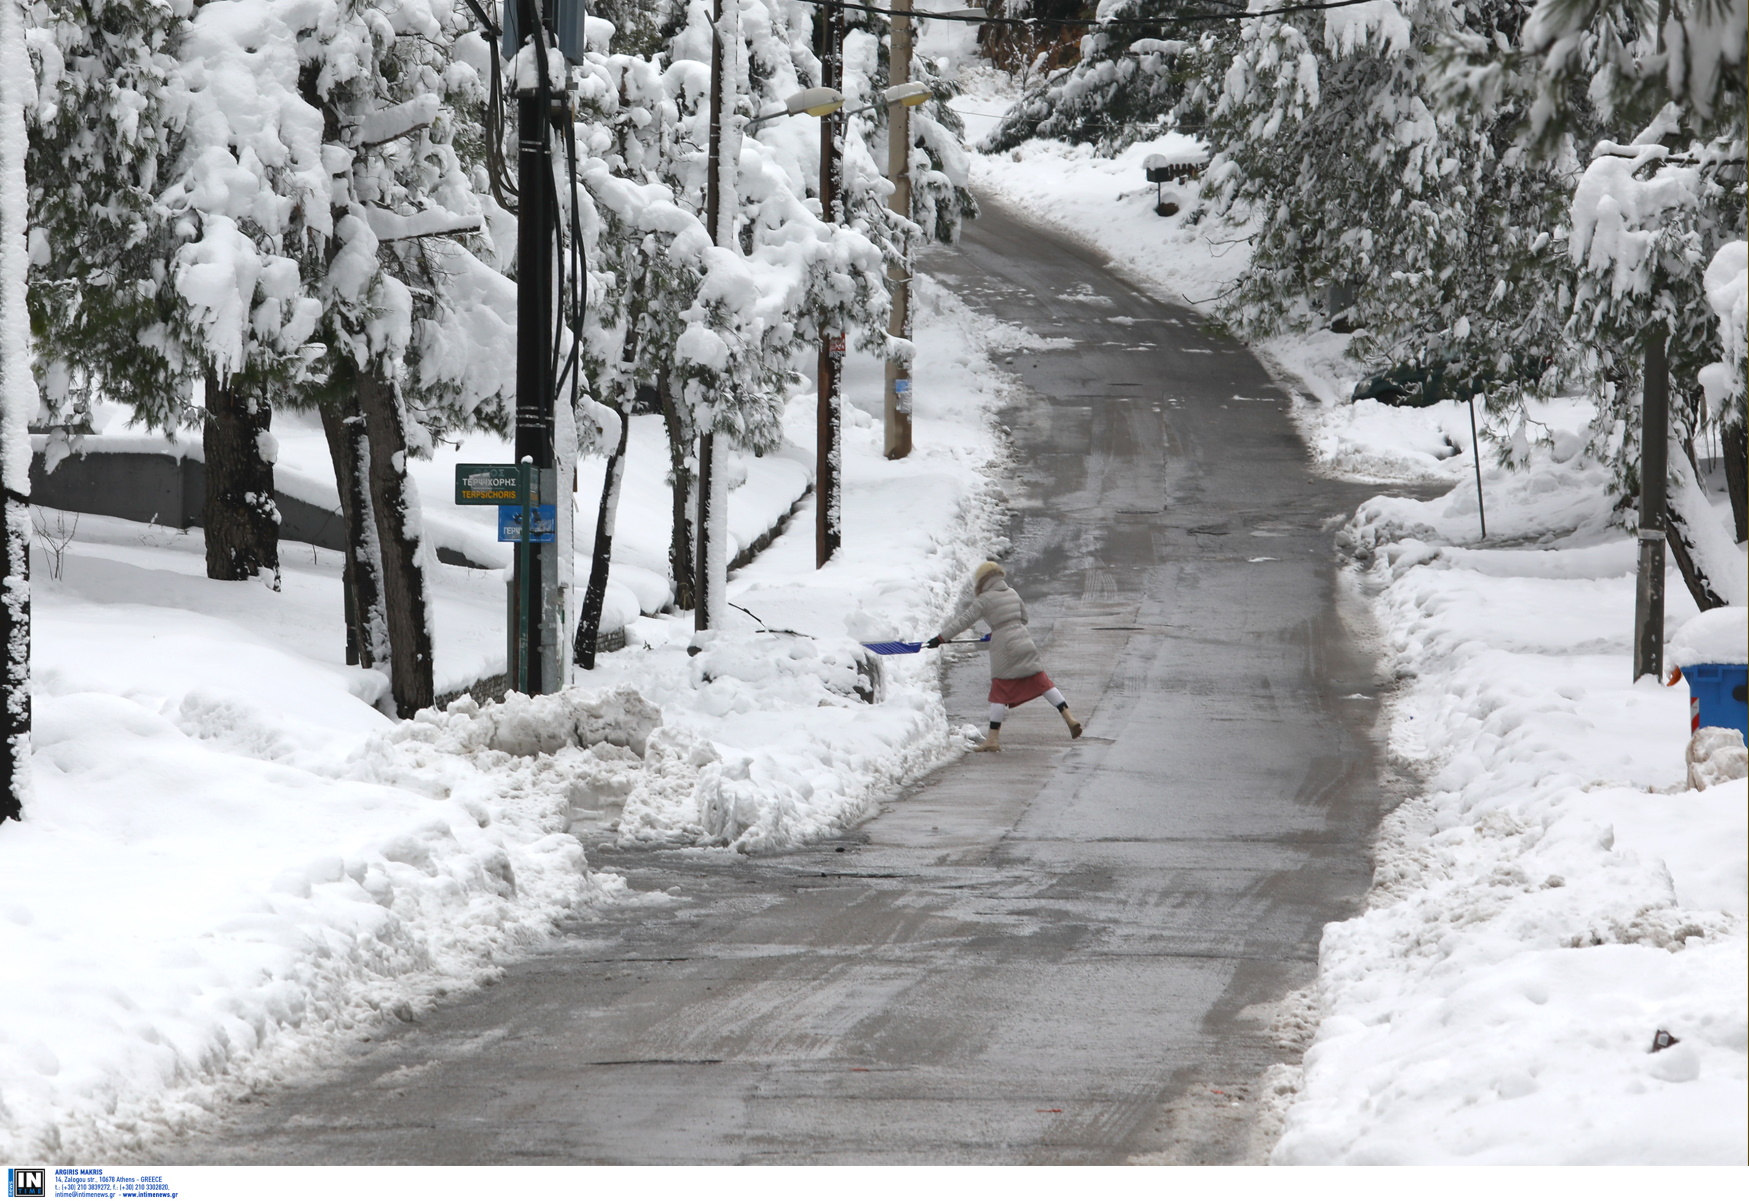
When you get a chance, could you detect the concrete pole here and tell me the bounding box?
[817,2,843,568]
[883,0,914,461]
[1633,330,1669,682]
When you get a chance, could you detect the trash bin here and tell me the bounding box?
[1678,663,1749,740]
[1668,607,1749,741]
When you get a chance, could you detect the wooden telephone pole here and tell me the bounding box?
[1633,331,1670,681]
[883,0,914,461]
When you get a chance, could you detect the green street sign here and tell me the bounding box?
[455,463,525,505]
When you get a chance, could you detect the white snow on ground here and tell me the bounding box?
[966,97,1747,1164]
[0,278,1014,1162]
[1275,410,1747,1163]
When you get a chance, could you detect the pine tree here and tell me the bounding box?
[1498,0,1748,604]
[985,0,1229,153]
[563,0,920,651]
[289,0,518,715]
[28,0,517,713]
[1206,1,1587,425]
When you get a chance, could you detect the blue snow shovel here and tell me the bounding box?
[862,634,991,656]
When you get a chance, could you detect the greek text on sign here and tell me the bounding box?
[455,463,524,505]
[499,504,557,543]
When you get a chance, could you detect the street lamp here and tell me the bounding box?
[747,85,846,131]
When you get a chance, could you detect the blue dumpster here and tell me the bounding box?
[1681,663,1749,741]
[1669,607,1748,741]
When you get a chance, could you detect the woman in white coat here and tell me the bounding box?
[928,561,1082,752]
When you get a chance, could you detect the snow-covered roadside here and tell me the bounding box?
[964,103,1746,1163]
[0,275,1019,1163]
[1271,401,1746,1164]
[550,272,1019,852]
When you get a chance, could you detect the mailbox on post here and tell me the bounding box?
[1143,150,1207,216]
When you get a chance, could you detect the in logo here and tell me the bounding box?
[7,1168,45,1198]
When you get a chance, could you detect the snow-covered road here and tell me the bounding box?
[147,203,1419,1165]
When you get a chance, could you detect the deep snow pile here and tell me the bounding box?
[4,587,645,1161]
[558,273,1013,852]
[1270,398,1746,1164]
[0,272,1014,1162]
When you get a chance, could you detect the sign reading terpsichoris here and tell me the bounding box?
[454,464,524,505]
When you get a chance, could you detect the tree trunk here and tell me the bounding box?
[574,401,629,669]
[318,389,391,675]
[1,489,26,824]
[659,370,696,611]
[1666,453,1744,611]
[1722,420,1747,545]
[202,371,280,586]
[2,0,36,824]
[356,368,434,717]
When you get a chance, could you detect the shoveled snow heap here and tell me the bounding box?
[1,681,656,1163]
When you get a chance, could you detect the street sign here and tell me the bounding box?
[455,464,525,505]
[498,504,557,543]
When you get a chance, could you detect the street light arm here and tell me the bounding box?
[746,87,846,132]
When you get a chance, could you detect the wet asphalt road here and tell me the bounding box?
[160,202,1402,1165]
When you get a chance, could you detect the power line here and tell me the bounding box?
[785,0,1400,30]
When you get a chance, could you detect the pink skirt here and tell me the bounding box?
[989,671,1055,706]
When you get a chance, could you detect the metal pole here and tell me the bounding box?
[883,0,914,461]
[1467,396,1486,540]
[517,458,533,692]
[1633,330,1669,681]
[513,0,555,691]
[817,1,843,568]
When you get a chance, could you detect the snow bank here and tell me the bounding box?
[1273,402,1747,1165]
[3,612,644,1162]
[559,275,1009,853]
[416,684,661,757]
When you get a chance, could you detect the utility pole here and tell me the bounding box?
[883,0,914,461]
[1633,330,1669,681]
[696,0,736,629]
[512,0,559,692]
[816,2,844,568]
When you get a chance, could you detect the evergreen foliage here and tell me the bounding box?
[985,0,1227,153]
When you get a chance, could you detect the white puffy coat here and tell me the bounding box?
[938,578,1045,680]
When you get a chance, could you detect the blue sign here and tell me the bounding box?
[498,504,557,543]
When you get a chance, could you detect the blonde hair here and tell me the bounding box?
[973,560,1005,593]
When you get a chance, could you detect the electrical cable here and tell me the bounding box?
[460,0,518,211]
[784,0,1396,29]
